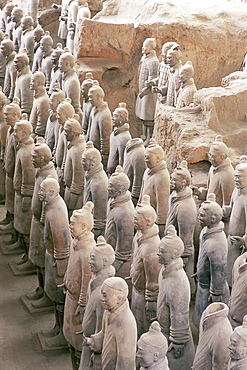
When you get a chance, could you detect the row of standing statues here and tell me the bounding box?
[0,3,247,370]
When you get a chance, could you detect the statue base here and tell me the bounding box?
[9,261,36,276]
[20,295,54,314]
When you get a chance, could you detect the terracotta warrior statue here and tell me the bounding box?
[223,158,247,287]
[59,48,83,123]
[82,141,108,238]
[11,6,24,53]
[0,88,7,205]
[193,135,235,208]
[1,37,16,102]
[81,72,94,136]
[229,252,247,329]
[63,202,95,369]
[87,82,112,170]
[48,43,63,96]
[25,142,58,307]
[14,50,33,116]
[29,70,50,137]
[131,194,161,338]
[0,86,6,207]
[0,2,16,33]
[19,14,34,67]
[135,37,159,147]
[67,0,91,55]
[83,277,137,370]
[157,225,195,370]
[166,160,197,296]
[54,99,75,197]
[66,0,78,54]
[64,116,86,217]
[45,83,65,152]
[123,137,146,206]
[32,25,45,73]
[40,31,54,92]
[13,114,36,272]
[151,41,180,105]
[105,165,134,289]
[137,321,169,370]
[0,99,21,244]
[229,315,247,370]
[193,193,230,329]
[38,177,70,348]
[57,0,69,47]
[0,30,6,90]
[107,102,131,176]
[79,235,115,370]
[192,302,232,370]
[165,44,182,107]
[139,138,170,238]
[176,61,197,108]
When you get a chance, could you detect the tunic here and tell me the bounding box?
[13,137,36,234]
[131,223,161,337]
[80,265,115,370]
[157,258,195,370]
[4,127,16,214]
[84,163,108,235]
[139,160,170,226]
[123,138,146,203]
[105,191,134,276]
[64,135,86,211]
[29,162,58,267]
[63,232,95,351]
[91,299,137,370]
[166,61,182,107]
[29,87,50,137]
[192,303,232,370]
[107,123,131,176]
[32,43,43,73]
[82,100,93,137]
[19,27,34,66]
[14,65,33,115]
[135,50,159,121]
[176,78,197,108]
[41,50,53,92]
[193,221,230,329]
[88,101,112,169]
[62,68,83,123]
[3,51,16,101]
[44,194,70,301]
[229,252,247,329]
[226,186,247,286]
